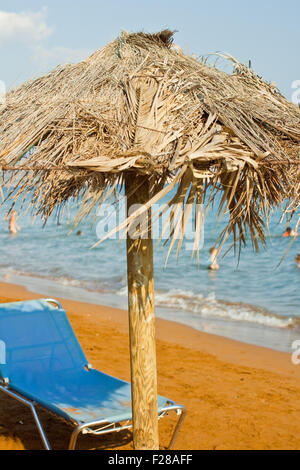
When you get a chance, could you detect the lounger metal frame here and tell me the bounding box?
[0,299,186,450]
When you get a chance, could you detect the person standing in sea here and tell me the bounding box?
[8,210,20,235]
[209,247,220,270]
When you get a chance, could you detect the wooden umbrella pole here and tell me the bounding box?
[125,175,159,450]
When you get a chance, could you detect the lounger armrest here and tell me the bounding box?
[0,377,9,385]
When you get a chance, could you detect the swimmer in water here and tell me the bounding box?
[283,227,298,238]
[209,247,219,271]
[295,254,300,268]
[8,210,20,235]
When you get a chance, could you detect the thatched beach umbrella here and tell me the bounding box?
[0,30,300,449]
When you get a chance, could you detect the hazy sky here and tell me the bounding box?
[0,0,299,100]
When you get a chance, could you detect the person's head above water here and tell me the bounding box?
[295,254,300,268]
[283,227,298,238]
[209,247,218,257]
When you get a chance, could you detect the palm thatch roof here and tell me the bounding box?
[1,30,300,255]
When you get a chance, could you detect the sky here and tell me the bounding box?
[0,0,299,101]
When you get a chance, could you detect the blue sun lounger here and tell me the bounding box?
[0,298,185,450]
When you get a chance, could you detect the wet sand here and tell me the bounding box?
[0,281,300,450]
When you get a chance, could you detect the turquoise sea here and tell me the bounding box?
[0,194,299,353]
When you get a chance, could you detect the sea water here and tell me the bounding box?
[0,196,299,353]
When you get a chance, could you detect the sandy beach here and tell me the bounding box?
[0,281,300,450]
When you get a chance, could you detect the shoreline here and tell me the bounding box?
[0,268,298,354]
[1,280,300,449]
